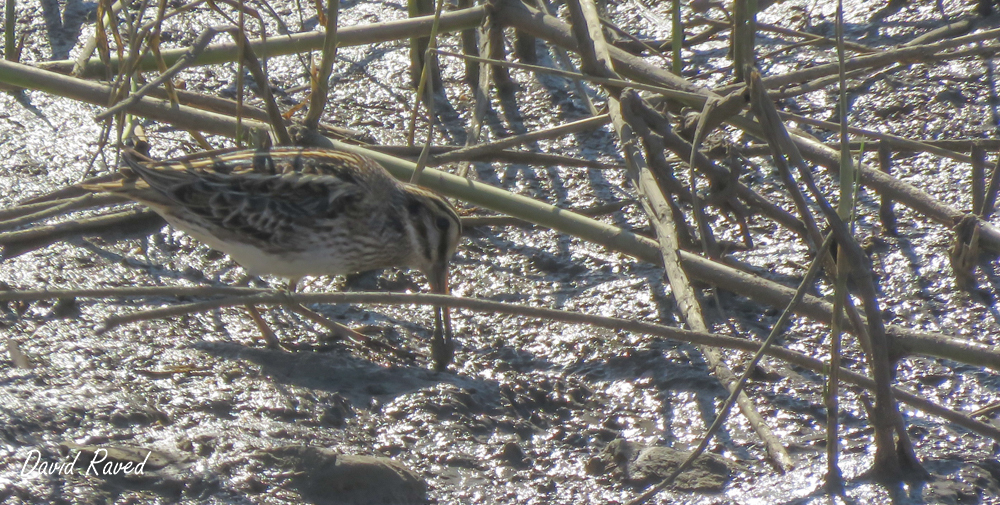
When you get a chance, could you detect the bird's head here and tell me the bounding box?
[401,185,462,370]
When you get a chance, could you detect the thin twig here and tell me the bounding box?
[491,0,1000,253]
[303,0,339,130]
[778,110,973,165]
[42,6,488,77]
[436,49,708,107]
[973,143,987,215]
[982,150,1000,219]
[0,209,165,259]
[95,27,224,121]
[1,286,984,440]
[430,115,611,165]
[0,194,98,233]
[628,232,835,505]
[569,0,791,479]
[371,145,621,169]
[407,0,448,185]
[877,142,898,235]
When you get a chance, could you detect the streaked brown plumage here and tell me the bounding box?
[85,147,462,370]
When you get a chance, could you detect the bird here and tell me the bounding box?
[83,146,463,370]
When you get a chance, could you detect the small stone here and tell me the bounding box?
[589,440,734,492]
[257,446,427,505]
[497,441,530,468]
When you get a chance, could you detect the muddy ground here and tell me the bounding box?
[2,0,1000,503]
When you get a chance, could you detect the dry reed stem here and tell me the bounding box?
[40,6,487,77]
[3,285,993,441]
[567,0,792,478]
[493,0,1000,252]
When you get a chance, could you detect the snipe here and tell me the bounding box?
[85,147,462,370]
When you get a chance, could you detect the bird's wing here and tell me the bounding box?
[85,150,371,248]
[164,166,364,242]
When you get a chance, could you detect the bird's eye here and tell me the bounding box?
[435,217,451,230]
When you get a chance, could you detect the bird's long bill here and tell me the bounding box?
[428,261,454,369]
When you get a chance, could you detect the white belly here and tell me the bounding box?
[162,217,356,279]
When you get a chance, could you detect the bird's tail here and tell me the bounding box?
[78,149,176,208]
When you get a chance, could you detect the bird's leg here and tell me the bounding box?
[280,278,370,344]
[280,280,417,360]
[427,263,455,371]
[240,275,280,349]
[244,305,281,349]
[431,306,454,372]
